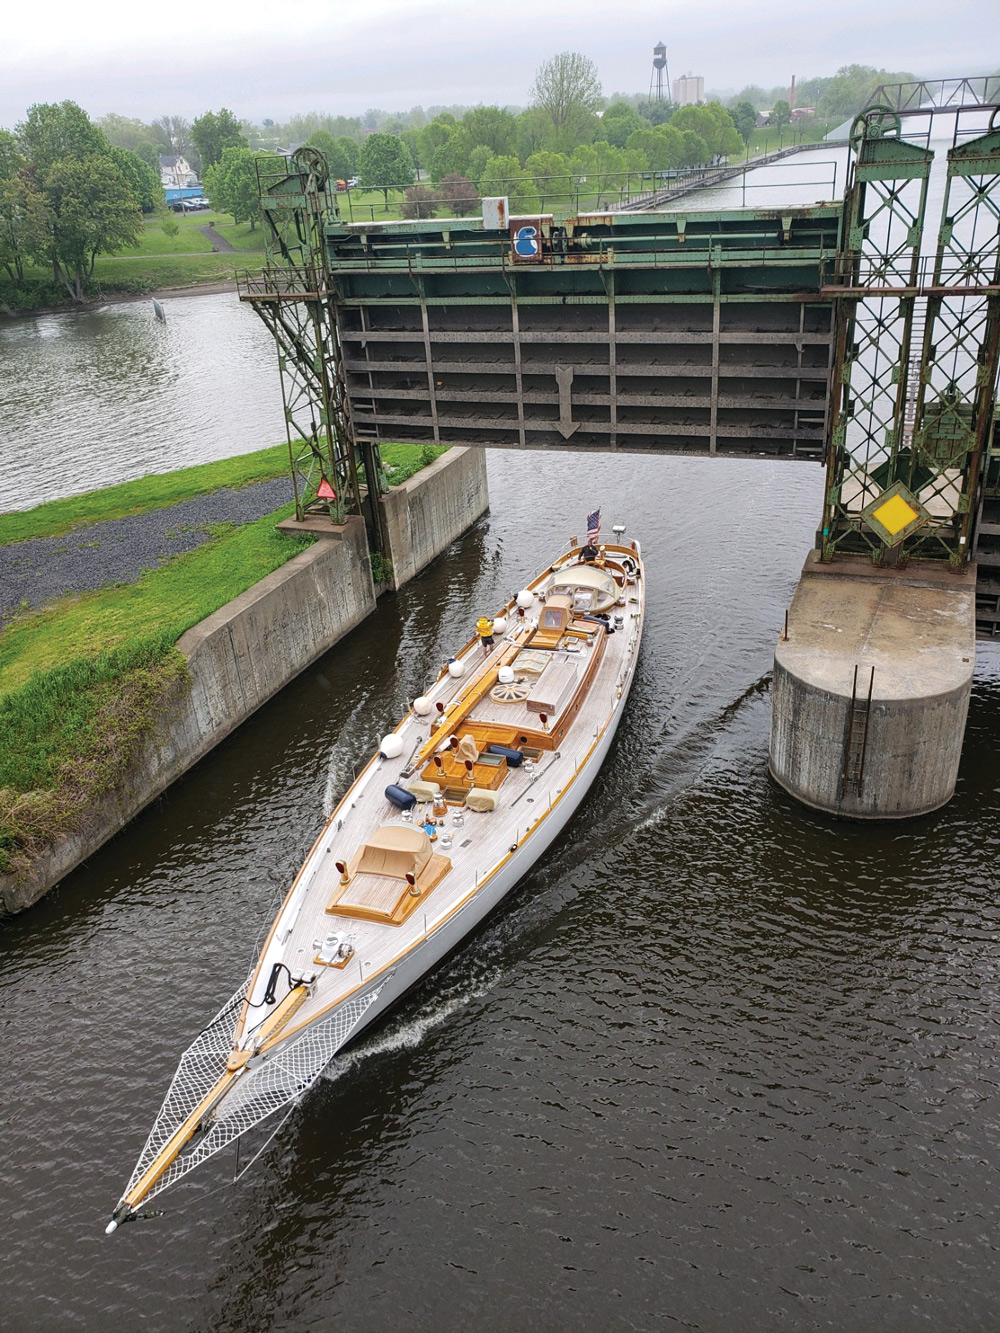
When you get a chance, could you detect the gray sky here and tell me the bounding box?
[3,0,997,128]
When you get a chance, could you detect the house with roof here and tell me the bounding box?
[159,155,199,189]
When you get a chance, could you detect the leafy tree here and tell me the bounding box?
[0,130,27,281]
[467,144,493,185]
[671,103,742,159]
[477,153,531,206]
[570,142,644,205]
[429,128,474,183]
[37,153,142,301]
[437,173,478,215]
[150,115,197,169]
[203,146,261,228]
[635,98,674,127]
[335,136,359,176]
[400,128,422,173]
[191,108,247,170]
[598,102,644,148]
[19,100,107,173]
[626,124,685,173]
[98,114,157,153]
[771,100,792,129]
[525,150,573,206]
[678,130,709,168]
[531,51,603,132]
[514,107,554,160]
[730,85,767,111]
[109,145,162,212]
[401,184,439,219]
[815,65,914,120]
[357,133,414,203]
[731,101,758,144]
[463,106,517,156]
[306,129,357,181]
[416,114,456,166]
[306,129,338,159]
[136,141,162,174]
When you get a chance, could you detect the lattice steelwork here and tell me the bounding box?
[912,122,1000,564]
[239,148,383,539]
[822,93,1000,571]
[821,107,932,560]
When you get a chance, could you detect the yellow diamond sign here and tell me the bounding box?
[861,481,928,548]
[872,492,919,536]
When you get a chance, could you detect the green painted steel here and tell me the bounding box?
[325,207,841,459]
[239,91,999,611]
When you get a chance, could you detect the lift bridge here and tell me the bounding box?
[239,78,1000,637]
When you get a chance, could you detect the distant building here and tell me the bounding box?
[159,155,199,189]
[791,107,815,121]
[672,73,704,106]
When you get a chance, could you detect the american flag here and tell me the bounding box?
[587,508,601,544]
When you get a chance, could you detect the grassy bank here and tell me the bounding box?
[0,504,311,875]
[0,211,268,312]
[0,440,447,876]
[0,442,290,546]
[0,440,446,547]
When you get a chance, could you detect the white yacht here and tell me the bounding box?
[107,527,644,1230]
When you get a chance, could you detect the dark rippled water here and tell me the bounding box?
[3,448,1000,1330]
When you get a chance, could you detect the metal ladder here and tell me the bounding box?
[841,664,875,798]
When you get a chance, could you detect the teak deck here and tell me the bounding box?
[235,544,645,1052]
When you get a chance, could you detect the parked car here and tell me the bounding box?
[180,198,210,212]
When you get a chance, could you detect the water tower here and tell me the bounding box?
[649,41,669,101]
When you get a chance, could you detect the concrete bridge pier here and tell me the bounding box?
[769,552,976,819]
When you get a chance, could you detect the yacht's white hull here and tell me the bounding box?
[314,652,639,1056]
[109,536,644,1229]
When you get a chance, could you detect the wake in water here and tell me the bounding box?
[321,969,501,1082]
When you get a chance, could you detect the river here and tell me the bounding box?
[2,145,1000,1331]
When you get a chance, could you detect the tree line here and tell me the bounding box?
[0,58,937,306]
[0,101,162,302]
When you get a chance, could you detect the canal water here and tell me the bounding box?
[2,142,1000,1330]
[0,291,285,514]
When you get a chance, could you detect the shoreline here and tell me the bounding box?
[1,277,241,320]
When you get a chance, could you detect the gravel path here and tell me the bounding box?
[0,476,294,621]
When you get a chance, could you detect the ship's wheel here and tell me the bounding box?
[490,680,531,703]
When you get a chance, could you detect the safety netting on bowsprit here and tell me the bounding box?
[119,984,383,1209]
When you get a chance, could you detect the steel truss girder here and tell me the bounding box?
[822,109,933,562]
[239,150,384,542]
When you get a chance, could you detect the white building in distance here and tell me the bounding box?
[672,73,705,106]
[159,155,199,189]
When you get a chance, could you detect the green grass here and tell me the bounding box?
[90,249,267,293]
[0,442,291,546]
[0,441,446,547]
[0,503,312,697]
[0,505,310,873]
[0,636,189,876]
[117,221,215,255]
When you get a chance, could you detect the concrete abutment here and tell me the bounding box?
[768,551,976,820]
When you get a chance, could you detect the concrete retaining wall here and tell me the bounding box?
[381,447,489,589]
[1,448,490,914]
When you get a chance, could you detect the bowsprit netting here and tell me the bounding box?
[119,985,383,1209]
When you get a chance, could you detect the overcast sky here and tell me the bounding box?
[3,0,997,128]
